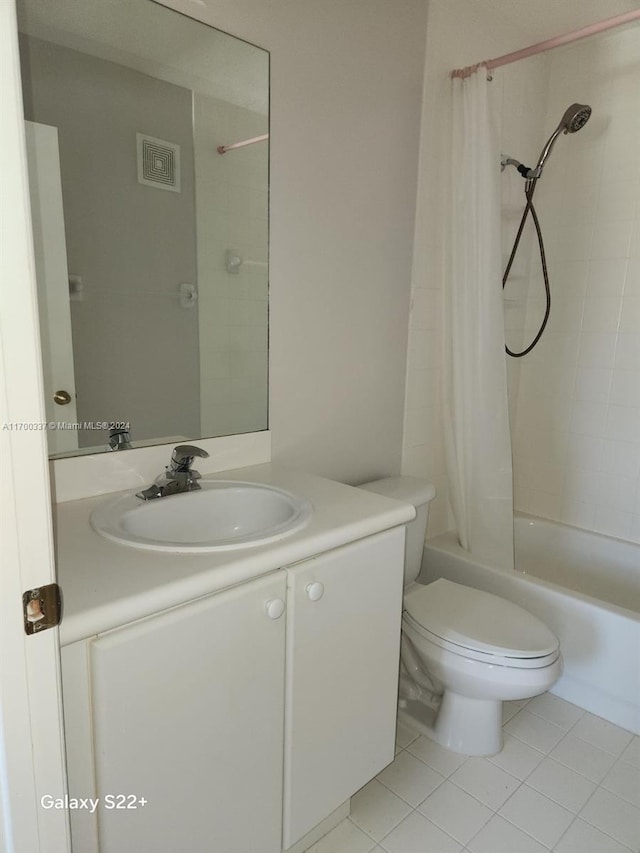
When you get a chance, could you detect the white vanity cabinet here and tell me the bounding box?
[65,571,287,853]
[283,527,405,848]
[61,526,405,853]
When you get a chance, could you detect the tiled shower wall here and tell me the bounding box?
[501,55,551,425]
[511,28,640,544]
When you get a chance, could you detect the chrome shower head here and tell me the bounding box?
[562,103,592,134]
[532,102,592,176]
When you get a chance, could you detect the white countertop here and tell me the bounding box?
[55,464,415,645]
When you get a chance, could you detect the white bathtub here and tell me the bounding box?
[421,514,640,734]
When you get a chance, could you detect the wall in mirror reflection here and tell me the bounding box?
[17,0,268,457]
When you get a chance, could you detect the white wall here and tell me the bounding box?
[401,0,542,535]
[512,27,640,544]
[20,35,201,445]
[163,0,428,484]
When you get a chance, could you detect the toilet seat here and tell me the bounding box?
[403,579,560,669]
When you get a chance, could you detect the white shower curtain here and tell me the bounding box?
[443,69,514,570]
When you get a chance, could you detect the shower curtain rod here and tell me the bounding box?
[451,9,640,79]
[217,133,269,154]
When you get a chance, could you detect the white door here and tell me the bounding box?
[89,572,286,853]
[24,121,79,455]
[0,2,70,851]
[283,528,406,849]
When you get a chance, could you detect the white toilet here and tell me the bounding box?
[359,477,562,756]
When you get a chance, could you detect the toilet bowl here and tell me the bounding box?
[359,477,562,756]
[402,578,561,755]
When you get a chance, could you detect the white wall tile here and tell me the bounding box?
[573,367,612,403]
[610,370,640,407]
[581,297,622,333]
[606,405,640,442]
[619,296,640,332]
[593,505,633,540]
[577,332,617,368]
[601,439,640,478]
[569,400,608,437]
[591,221,633,259]
[560,498,596,530]
[586,258,628,297]
[507,30,640,545]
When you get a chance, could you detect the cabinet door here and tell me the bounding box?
[283,527,405,848]
[90,572,286,853]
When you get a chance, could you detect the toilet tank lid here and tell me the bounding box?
[358,477,436,507]
[405,579,559,659]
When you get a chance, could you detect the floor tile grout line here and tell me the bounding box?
[367,768,498,851]
[505,710,568,742]
[613,753,640,771]
[506,731,563,752]
[395,808,468,849]
[543,744,616,785]
[576,785,640,851]
[550,812,637,853]
[524,705,585,733]
[425,774,510,815]
[496,808,556,851]
[381,713,638,853]
[564,728,635,758]
[374,753,448,810]
[323,726,638,852]
[550,812,581,852]
[415,783,496,849]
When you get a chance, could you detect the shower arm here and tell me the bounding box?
[502,123,565,181]
[501,156,532,178]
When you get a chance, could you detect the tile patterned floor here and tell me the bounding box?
[306,694,640,853]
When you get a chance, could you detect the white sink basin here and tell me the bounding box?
[90,481,313,553]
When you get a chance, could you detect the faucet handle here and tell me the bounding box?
[169,444,210,473]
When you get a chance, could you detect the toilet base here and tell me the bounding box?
[399,690,504,757]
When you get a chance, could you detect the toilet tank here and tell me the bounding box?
[358,477,436,585]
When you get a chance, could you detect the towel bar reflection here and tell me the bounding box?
[226,251,268,274]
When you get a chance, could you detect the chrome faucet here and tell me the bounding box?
[108,427,132,451]
[135,444,210,501]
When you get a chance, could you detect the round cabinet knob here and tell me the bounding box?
[265,598,285,620]
[306,582,324,602]
[53,390,72,405]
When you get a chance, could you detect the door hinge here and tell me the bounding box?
[23,583,62,635]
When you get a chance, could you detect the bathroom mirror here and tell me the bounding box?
[17,0,269,458]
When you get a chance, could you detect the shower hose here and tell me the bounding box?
[502,177,551,358]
